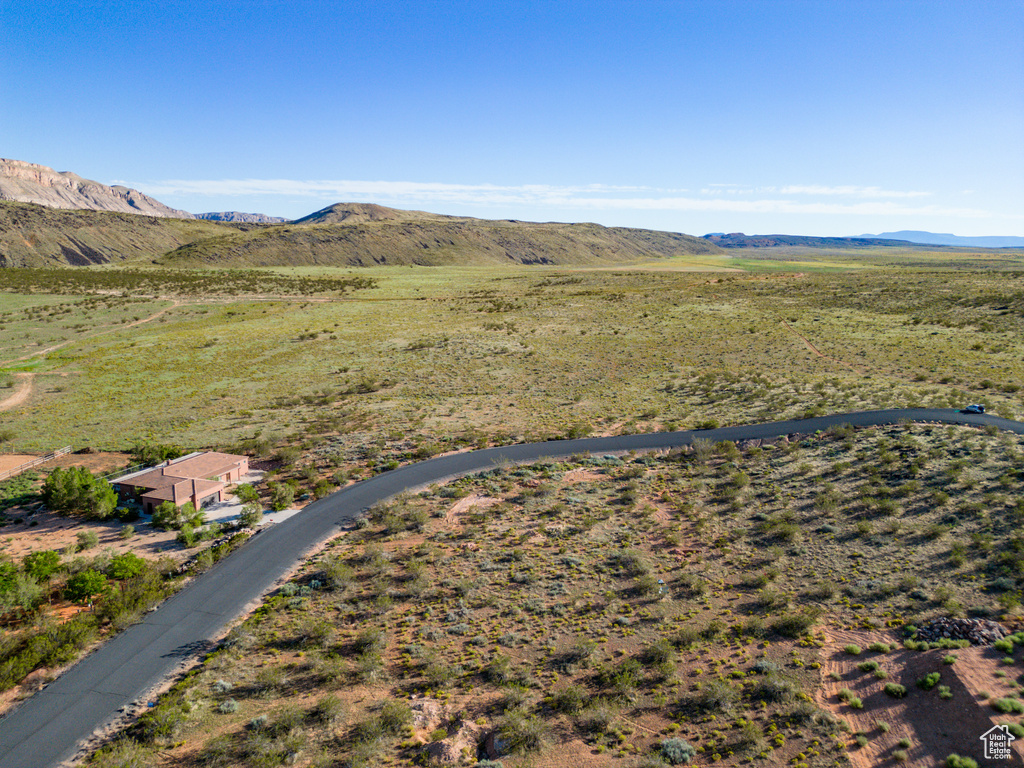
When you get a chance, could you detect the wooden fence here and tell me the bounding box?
[0,446,73,482]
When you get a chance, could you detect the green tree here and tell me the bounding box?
[108,552,146,581]
[151,500,205,530]
[269,483,295,511]
[234,484,259,504]
[41,467,118,519]
[0,561,17,593]
[64,569,110,604]
[181,501,205,528]
[0,573,42,615]
[151,500,181,530]
[130,443,186,465]
[23,550,61,581]
[238,502,263,528]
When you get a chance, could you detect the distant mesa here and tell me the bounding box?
[701,232,905,248]
[195,211,288,224]
[862,230,1024,249]
[0,158,193,219]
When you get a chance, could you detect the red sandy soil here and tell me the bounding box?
[820,629,1024,768]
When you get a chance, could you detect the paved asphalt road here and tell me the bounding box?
[1,408,1021,767]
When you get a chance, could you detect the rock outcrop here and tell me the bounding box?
[915,617,1008,645]
[0,158,192,218]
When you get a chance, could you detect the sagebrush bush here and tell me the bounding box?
[660,737,697,765]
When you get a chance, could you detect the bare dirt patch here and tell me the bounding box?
[0,454,37,474]
[0,508,185,562]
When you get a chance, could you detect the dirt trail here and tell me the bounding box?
[0,373,33,412]
[0,300,181,366]
[781,319,863,374]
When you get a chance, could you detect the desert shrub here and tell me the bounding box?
[751,674,798,703]
[269,483,295,511]
[238,503,263,528]
[0,572,42,615]
[483,653,514,685]
[660,737,697,765]
[217,698,239,714]
[576,700,617,734]
[917,672,941,690]
[756,588,789,611]
[946,755,978,768]
[675,572,707,596]
[597,658,643,700]
[352,628,387,655]
[497,709,549,755]
[77,530,99,550]
[610,548,650,576]
[64,569,109,604]
[884,683,908,698]
[681,681,738,714]
[23,550,61,581]
[843,644,862,655]
[552,639,597,671]
[549,684,587,715]
[769,608,821,638]
[641,638,674,666]
[993,638,1014,653]
[991,697,1024,714]
[857,660,879,673]
[377,699,412,734]
[89,738,152,768]
[673,626,701,649]
[751,659,779,675]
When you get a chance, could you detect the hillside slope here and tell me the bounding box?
[162,203,723,267]
[0,159,192,218]
[0,201,250,267]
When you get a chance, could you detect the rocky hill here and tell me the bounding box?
[0,159,193,218]
[161,203,723,267]
[0,201,249,267]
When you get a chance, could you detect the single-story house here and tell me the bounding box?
[112,451,249,515]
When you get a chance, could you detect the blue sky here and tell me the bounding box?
[2,0,1022,236]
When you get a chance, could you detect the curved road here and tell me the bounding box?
[1,409,1021,767]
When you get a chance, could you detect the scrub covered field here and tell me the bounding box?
[2,253,1024,462]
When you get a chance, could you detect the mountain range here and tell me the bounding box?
[1,158,1020,267]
